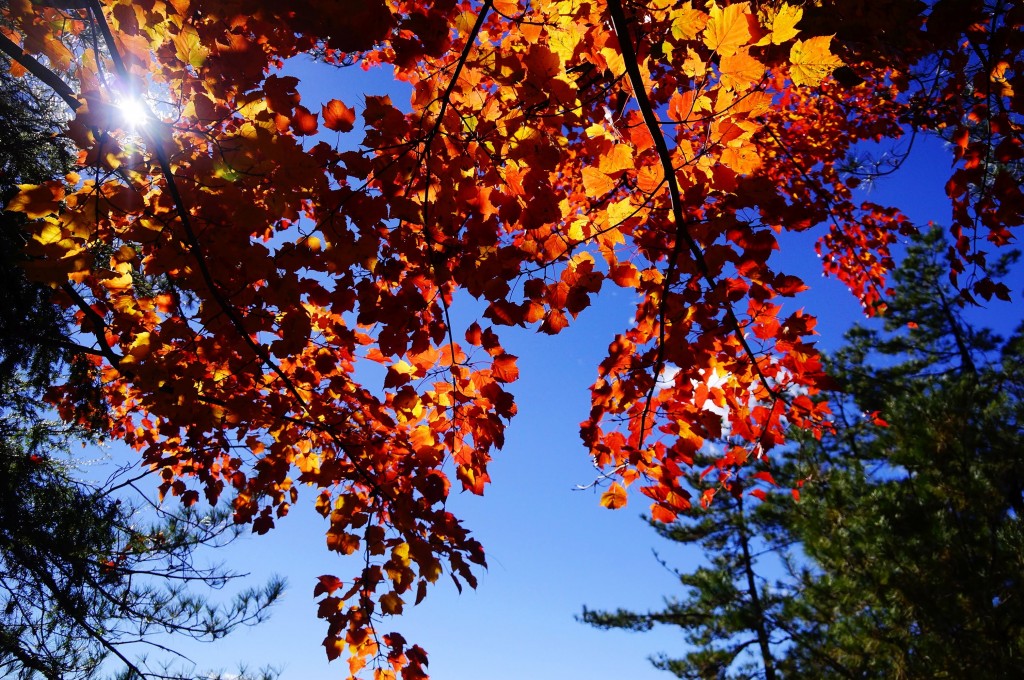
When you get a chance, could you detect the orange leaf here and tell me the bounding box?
[609,262,640,288]
[600,482,628,509]
[650,504,677,523]
[598,144,634,176]
[719,50,764,91]
[291,104,319,135]
[322,99,356,132]
[491,353,519,383]
[703,2,755,58]
[582,166,616,198]
[540,308,569,335]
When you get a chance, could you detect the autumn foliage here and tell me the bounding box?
[1,0,1021,677]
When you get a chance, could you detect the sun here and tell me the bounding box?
[116,96,150,128]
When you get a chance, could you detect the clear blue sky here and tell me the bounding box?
[115,57,1022,680]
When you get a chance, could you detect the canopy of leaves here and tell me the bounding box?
[0,0,1020,676]
[0,37,283,680]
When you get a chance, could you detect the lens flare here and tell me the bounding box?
[117,96,149,128]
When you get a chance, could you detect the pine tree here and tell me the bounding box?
[580,458,796,680]
[775,227,1024,678]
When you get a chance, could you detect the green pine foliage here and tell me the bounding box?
[580,460,793,680]
[777,228,1024,678]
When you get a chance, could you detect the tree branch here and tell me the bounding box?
[0,32,80,111]
[606,0,781,447]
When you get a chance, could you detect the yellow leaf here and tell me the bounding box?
[8,183,64,219]
[392,541,411,567]
[600,482,628,509]
[598,143,635,176]
[33,220,64,246]
[703,2,754,58]
[296,452,320,474]
[547,21,582,64]
[670,2,709,41]
[172,24,208,69]
[759,3,802,45]
[567,217,589,242]
[789,35,843,87]
[585,122,612,141]
[100,260,134,292]
[680,47,707,79]
[599,45,625,77]
[607,198,637,226]
[120,331,152,367]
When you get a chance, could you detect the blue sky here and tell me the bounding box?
[112,56,1023,680]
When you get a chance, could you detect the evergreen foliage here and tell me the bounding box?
[778,228,1024,678]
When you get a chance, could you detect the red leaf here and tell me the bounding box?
[313,574,343,597]
[322,99,356,132]
[491,353,519,383]
[290,105,318,136]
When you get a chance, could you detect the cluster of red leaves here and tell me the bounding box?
[2,0,1019,677]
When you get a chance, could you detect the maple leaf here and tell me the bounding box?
[670,2,709,42]
[719,50,765,92]
[703,2,756,58]
[491,353,519,383]
[789,36,843,87]
[323,99,356,132]
[290,104,319,135]
[8,183,64,218]
[759,3,802,45]
[582,166,616,198]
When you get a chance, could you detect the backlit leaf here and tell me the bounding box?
[322,99,356,132]
[703,2,755,57]
[600,482,628,509]
[789,35,843,86]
